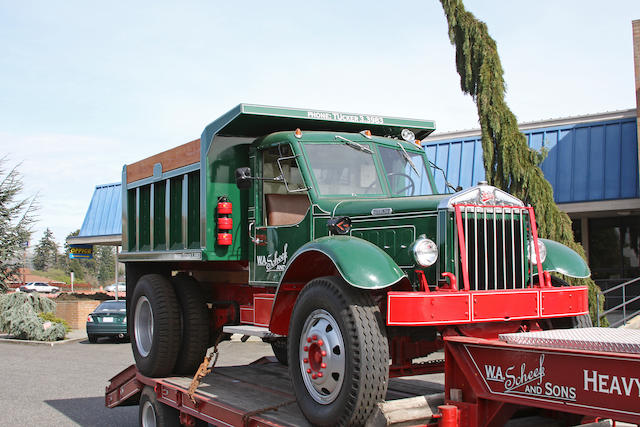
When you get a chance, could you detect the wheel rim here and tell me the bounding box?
[141,400,157,427]
[299,309,345,404]
[135,296,153,357]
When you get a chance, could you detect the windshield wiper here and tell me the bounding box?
[429,161,462,193]
[335,135,373,154]
[396,142,419,175]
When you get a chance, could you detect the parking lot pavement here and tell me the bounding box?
[0,335,273,426]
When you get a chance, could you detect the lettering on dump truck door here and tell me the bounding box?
[257,243,288,272]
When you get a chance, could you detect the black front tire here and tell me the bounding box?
[139,386,179,427]
[288,276,389,427]
[131,274,181,377]
[171,275,210,374]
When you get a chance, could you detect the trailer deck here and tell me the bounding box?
[107,328,640,426]
[106,356,445,426]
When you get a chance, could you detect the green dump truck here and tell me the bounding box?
[120,104,590,426]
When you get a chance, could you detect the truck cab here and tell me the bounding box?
[246,130,439,287]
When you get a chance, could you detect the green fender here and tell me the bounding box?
[285,235,406,289]
[540,238,590,278]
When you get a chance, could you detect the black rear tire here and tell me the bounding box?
[288,276,389,426]
[88,334,97,343]
[171,275,210,374]
[270,338,288,365]
[139,386,179,427]
[131,274,181,377]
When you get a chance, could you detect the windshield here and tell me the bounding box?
[304,143,383,196]
[96,301,126,312]
[379,146,434,196]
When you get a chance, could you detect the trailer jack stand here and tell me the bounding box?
[188,343,220,404]
[433,405,459,427]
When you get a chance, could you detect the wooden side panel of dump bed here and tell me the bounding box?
[122,139,202,257]
[126,139,200,184]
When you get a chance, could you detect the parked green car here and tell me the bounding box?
[86,300,128,343]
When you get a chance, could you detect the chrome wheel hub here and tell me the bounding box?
[299,309,345,404]
[141,401,156,427]
[135,296,153,357]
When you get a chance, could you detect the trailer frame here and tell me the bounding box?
[106,328,640,426]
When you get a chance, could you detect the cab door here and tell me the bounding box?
[249,143,311,287]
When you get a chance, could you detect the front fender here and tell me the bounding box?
[540,238,590,278]
[286,235,406,289]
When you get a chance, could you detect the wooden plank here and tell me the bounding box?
[126,139,200,183]
[165,365,309,426]
[365,393,444,427]
[164,361,446,427]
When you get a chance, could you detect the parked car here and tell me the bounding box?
[86,300,128,343]
[104,282,126,293]
[18,282,60,293]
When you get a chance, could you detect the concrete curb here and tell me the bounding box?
[0,330,88,346]
[0,336,87,346]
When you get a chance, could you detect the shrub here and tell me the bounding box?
[38,311,71,333]
[0,293,65,341]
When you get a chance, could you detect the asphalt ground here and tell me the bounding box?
[0,334,273,426]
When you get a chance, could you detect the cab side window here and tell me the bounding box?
[262,144,309,226]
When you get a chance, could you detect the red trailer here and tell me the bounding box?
[106,328,640,426]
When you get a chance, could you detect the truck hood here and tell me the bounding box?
[315,195,449,217]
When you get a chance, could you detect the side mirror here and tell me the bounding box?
[235,167,252,189]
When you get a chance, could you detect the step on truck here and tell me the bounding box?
[117,104,592,426]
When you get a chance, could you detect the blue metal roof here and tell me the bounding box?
[423,113,639,203]
[78,183,122,238]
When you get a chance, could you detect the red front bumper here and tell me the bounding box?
[386,286,588,326]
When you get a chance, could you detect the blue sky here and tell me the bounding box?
[1,0,639,247]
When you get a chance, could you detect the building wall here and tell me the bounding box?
[56,300,101,330]
[423,114,639,204]
[423,111,640,303]
[633,20,640,197]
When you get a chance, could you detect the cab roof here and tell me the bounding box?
[201,104,435,153]
[255,130,427,153]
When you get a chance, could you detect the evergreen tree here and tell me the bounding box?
[32,228,59,271]
[96,246,115,285]
[439,0,603,323]
[0,158,36,292]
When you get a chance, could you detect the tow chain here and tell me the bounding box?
[188,335,223,404]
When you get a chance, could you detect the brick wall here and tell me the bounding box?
[56,300,101,330]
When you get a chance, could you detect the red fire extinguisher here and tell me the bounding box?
[217,196,232,246]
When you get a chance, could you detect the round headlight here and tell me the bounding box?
[412,237,438,267]
[527,239,547,264]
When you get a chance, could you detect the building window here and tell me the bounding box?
[571,218,582,245]
[588,215,640,282]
